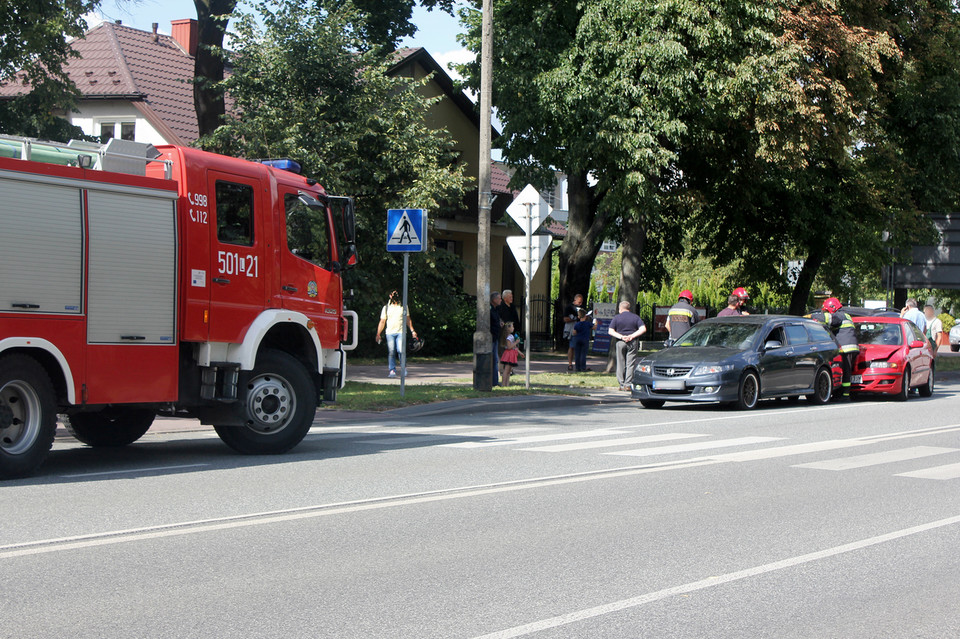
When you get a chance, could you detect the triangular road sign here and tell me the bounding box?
[507,235,552,280]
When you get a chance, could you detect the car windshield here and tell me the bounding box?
[674,322,761,350]
[857,323,902,346]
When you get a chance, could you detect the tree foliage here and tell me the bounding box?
[0,0,97,138]
[464,0,960,317]
[202,1,470,355]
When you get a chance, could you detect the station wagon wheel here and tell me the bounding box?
[736,371,760,410]
[895,367,911,402]
[919,365,934,398]
[806,367,832,405]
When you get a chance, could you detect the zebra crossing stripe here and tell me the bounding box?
[605,436,782,458]
[521,433,707,453]
[896,462,960,480]
[793,446,959,471]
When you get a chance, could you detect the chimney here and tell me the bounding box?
[152,23,159,42]
[171,19,198,57]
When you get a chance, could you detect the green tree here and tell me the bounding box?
[0,0,97,138]
[192,0,457,137]
[203,1,470,355]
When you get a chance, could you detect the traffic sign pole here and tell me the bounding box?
[524,203,532,389]
[400,252,409,397]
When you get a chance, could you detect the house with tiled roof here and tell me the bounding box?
[0,19,200,144]
[0,20,555,304]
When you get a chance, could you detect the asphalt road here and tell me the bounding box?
[3,384,960,638]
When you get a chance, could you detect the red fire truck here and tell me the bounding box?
[0,136,358,478]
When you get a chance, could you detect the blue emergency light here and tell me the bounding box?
[258,158,302,174]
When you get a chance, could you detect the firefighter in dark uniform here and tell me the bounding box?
[811,297,858,400]
[665,290,699,344]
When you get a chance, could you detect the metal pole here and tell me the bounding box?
[524,203,532,389]
[400,252,409,398]
[472,0,494,391]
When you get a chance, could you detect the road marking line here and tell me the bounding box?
[443,429,630,448]
[361,427,549,445]
[521,433,707,453]
[59,464,209,479]
[605,436,783,458]
[792,446,959,471]
[896,462,960,480]
[0,459,723,560]
[614,401,881,430]
[707,425,960,463]
[469,514,960,639]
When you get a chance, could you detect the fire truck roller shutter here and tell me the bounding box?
[0,177,83,315]
[86,190,177,344]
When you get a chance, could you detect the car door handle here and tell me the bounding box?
[282,285,298,293]
[213,277,230,285]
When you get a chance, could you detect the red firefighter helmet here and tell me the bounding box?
[822,297,842,313]
[732,287,750,300]
[678,289,693,301]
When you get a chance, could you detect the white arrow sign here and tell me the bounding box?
[506,184,552,233]
[507,235,552,280]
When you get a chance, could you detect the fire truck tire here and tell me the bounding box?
[63,408,155,447]
[214,350,317,454]
[0,355,58,479]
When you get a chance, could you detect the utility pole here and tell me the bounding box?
[473,0,494,391]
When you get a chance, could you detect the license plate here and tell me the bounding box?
[851,375,862,384]
[652,379,685,390]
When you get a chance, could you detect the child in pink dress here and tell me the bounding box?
[499,321,524,386]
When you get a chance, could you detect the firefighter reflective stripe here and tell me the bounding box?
[668,309,694,319]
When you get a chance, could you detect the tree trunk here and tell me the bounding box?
[618,214,646,304]
[194,0,236,139]
[606,214,646,372]
[555,169,611,344]
[789,243,827,315]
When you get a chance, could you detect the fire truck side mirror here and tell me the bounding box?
[342,198,356,244]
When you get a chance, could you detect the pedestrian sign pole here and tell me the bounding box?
[386,208,427,397]
[505,186,552,389]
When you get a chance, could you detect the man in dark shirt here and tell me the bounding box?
[665,290,699,342]
[607,301,647,390]
[498,289,521,334]
[490,292,502,386]
[717,294,742,317]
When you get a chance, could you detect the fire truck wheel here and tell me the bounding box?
[63,408,155,447]
[214,350,317,454]
[0,355,58,479]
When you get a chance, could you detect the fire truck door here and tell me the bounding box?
[279,190,340,346]
[207,173,266,344]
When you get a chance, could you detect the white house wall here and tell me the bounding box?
[69,101,169,146]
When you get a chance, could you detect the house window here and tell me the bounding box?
[434,239,462,257]
[98,121,136,142]
[600,239,618,252]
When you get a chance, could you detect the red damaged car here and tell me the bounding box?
[851,317,935,400]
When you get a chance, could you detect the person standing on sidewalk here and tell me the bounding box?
[564,293,585,371]
[498,289,521,333]
[499,321,524,386]
[571,308,593,372]
[490,291,503,386]
[607,301,646,390]
[376,290,417,378]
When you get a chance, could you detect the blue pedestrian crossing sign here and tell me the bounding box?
[386,208,427,253]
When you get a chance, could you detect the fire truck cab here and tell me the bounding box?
[0,137,358,478]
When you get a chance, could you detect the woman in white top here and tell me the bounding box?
[375,290,417,377]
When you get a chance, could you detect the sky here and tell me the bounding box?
[94,1,472,80]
